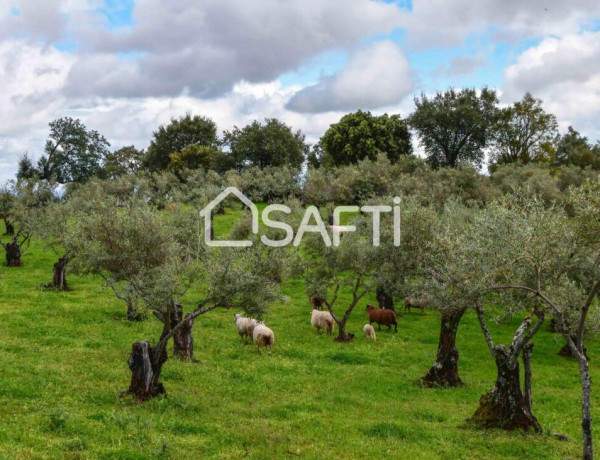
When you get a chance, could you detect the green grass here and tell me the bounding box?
[0,212,598,459]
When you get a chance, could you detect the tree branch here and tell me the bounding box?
[476,303,495,356]
[508,316,532,366]
[577,276,600,349]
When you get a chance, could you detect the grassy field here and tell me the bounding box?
[0,211,598,459]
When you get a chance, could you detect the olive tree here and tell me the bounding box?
[368,196,435,314]
[60,195,284,400]
[418,201,479,388]
[474,185,600,457]
[303,212,381,342]
[464,196,577,432]
[0,178,57,267]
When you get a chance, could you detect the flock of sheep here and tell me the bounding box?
[233,295,429,350]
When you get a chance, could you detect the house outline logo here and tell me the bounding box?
[199,187,259,247]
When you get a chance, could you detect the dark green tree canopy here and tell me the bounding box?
[319,110,412,167]
[223,118,307,170]
[16,154,36,181]
[409,88,498,169]
[555,126,600,170]
[144,114,218,171]
[35,117,110,183]
[490,93,558,166]
[101,145,145,179]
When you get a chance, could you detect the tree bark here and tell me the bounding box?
[522,343,533,413]
[559,337,589,360]
[4,219,14,236]
[170,302,195,360]
[470,345,541,431]
[334,320,353,342]
[52,257,68,290]
[577,354,594,460]
[5,242,21,266]
[124,340,167,401]
[376,286,395,311]
[421,308,465,387]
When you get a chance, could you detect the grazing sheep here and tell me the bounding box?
[309,295,326,311]
[233,313,257,340]
[403,296,428,315]
[253,324,274,351]
[366,304,398,332]
[364,324,376,341]
[245,318,260,338]
[311,309,335,335]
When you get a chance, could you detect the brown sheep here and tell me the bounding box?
[366,304,398,332]
[403,296,428,315]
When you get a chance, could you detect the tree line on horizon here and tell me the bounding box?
[13,88,600,185]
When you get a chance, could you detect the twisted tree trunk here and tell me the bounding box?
[124,311,173,401]
[5,241,21,266]
[52,257,68,290]
[334,319,353,342]
[170,302,195,360]
[421,308,465,387]
[470,345,541,431]
[4,219,14,236]
[125,340,168,401]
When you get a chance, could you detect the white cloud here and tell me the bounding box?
[0,40,76,181]
[0,0,66,42]
[503,31,600,140]
[0,39,347,182]
[64,0,404,98]
[402,0,600,48]
[286,40,413,113]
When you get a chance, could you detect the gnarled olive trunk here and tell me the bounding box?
[334,322,352,342]
[471,345,541,432]
[376,286,395,311]
[170,302,195,360]
[5,242,21,266]
[4,219,14,236]
[421,308,465,387]
[52,257,68,290]
[332,307,356,343]
[125,340,168,401]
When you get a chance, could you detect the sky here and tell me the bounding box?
[1,0,600,181]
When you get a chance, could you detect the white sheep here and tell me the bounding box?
[234,313,256,340]
[245,318,260,338]
[252,324,274,351]
[311,309,335,335]
[364,324,376,341]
